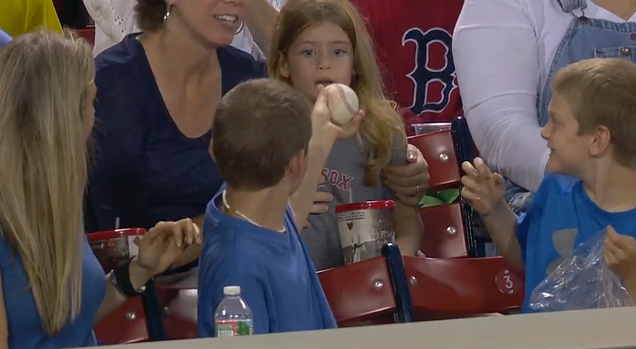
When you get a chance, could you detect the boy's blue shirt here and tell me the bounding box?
[197,185,337,335]
[517,174,636,312]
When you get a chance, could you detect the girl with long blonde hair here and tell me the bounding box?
[0,30,201,349]
[269,0,424,270]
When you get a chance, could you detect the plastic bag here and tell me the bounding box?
[529,227,634,312]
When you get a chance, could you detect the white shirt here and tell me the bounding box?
[83,0,285,58]
[452,0,636,192]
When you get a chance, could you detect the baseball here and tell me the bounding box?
[325,83,359,126]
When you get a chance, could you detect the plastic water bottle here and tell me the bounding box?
[214,286,253,337]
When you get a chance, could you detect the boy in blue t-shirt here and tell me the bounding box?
[198,79,362,335]
[460,58,636,312]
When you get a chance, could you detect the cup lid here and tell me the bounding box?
[87,228,146,242]
[335,200,395,214]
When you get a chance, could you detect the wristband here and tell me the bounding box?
[111,257,147,297]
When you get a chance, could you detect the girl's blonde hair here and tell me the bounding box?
[0,30,94,335]
[268,0,407,185]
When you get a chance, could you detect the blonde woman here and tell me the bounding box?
[0,30,201,349]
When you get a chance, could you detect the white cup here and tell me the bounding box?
[335,200,396,265]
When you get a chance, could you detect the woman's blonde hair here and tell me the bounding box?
[268,0,407,185]
[0,30,94,335]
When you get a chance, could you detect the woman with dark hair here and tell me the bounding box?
[86,0,266,269]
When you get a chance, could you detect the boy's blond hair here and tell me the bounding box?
[552,58,636,166]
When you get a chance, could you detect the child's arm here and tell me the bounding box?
[393,203,422,255]
[289,141,334,229]
[289,88,363,229]
[480,203,524,271]
[460,158,525,271]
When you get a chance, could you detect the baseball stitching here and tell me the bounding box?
[335,84,355,115]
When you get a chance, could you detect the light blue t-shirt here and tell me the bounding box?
[0,29,11,47]
[0,233,106,348]
[517,174,636,312]
[197,186,337,336]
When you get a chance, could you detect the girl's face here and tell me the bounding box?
[279,22,355,102]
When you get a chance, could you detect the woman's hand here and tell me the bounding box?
[135,219,203,277]
[381,144,429,207]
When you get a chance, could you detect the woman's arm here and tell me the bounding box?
[96,219,201,321]
[393,203,422,255]
[453,0,549,192]
[0,271,9,349]
[94,260,152,322]
[244,0,279,55]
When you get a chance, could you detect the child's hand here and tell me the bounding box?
[311,85,364,145]
[604,226,636,284]
[460,157,506,216]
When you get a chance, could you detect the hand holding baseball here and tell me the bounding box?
[460,157,506,216]
[311,85,364,143]
[326,83,359,126]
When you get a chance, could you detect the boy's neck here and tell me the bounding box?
[222,185,289,233]
[580,160,636,212]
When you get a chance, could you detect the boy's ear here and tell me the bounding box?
[279,53,290,79]
[287,149,307,176]
[589,125,612,158]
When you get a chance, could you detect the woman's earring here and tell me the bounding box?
[163,5,173,24]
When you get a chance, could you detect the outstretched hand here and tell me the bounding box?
[460,157,506,216]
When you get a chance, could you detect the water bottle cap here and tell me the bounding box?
[224,286,241,295]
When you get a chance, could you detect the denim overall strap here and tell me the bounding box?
[505,1,636,214]
[556,0,587,12]
[537,15,636,126]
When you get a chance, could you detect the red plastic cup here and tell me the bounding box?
[88,228,146,273]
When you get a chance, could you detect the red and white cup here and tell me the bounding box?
[88,228,146,273]
[335,201,396,265]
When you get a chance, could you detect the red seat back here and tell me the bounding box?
[76,27,95,47]
[94,297,150,345]
[318,256,398,326]
[402,256,524,320]
[419,202,469,258]
[155,286,198,340]
[408,130,460,190]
